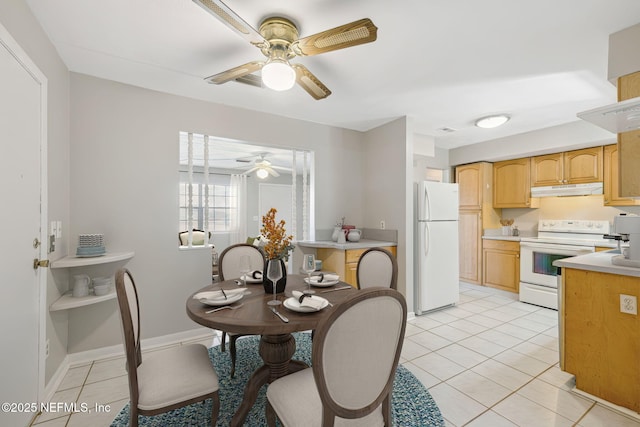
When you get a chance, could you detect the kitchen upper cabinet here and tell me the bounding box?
[493,158,537,208]
[604,144,640,206]
[619,71,640,197]
[456,163,484,210]
[482,239,519,293]
[531,147,603,186]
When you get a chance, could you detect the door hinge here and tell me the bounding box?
[33,259,49,270]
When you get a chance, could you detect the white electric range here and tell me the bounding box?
[519,219,610,309]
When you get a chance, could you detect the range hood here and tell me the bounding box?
[531,182,603,198]
[577,96,640,133]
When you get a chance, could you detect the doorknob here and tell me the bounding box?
[33,259,49,270]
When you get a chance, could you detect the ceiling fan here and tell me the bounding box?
[239,153,290,179]
[192,0,378,100]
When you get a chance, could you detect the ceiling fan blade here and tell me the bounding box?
[292,18,378,57]
[205,61,264,84]
[192,0,266,46]
[266,167,280,177]
[292,64,331,100]
[243,166,259,174]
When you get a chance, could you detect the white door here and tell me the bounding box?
[0,24,47,426]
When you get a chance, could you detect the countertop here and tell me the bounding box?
[297,239,397,250]
[482,235,522,242]
[554,251,640,278]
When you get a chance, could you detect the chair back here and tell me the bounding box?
[218,243,265,281]
[312,288,407,423]
[356,248,398,290]
[178,229,211,246]
[115,268,142,408]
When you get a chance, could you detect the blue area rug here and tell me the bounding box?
[110,332,444,426]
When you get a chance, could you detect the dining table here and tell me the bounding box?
[186,273,358,426]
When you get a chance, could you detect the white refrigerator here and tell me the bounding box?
[415,181,460,315]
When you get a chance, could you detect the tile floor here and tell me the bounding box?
[31,282,640,427]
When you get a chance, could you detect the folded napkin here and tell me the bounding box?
[193,288,244,302]
[250,270,263,279]
[292,290,326,310]
[311,273,339,283]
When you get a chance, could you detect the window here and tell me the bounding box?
[178,180,236,233]
[178,132,238,241]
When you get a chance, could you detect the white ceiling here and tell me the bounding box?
[26,0,640,150]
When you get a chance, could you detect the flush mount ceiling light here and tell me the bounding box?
[475,114,510,129]
[256,168,270,179]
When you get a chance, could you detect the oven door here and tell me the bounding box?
[520,242,593,288]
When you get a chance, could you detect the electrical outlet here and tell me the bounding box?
[620,294,637,315]
[45,339,50,359]
[380,220,385,230]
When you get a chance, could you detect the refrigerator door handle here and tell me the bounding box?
[424,223,430,257]
[423,186,431,221]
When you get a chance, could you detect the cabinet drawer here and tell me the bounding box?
[482,239,519,252]
[345,248,368,263]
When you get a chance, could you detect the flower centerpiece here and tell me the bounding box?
[260,208,294,293]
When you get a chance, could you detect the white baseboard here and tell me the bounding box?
[43,354,70,404]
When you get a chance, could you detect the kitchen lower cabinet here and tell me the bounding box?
[562,268,640,412]
[482,239,519,293]
[316,246,397,288]
[459,211,482,284]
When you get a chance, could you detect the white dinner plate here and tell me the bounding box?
[303,277,339,287]
[193,290,243,306]
[240,274,263,284]
[283,296,329,313]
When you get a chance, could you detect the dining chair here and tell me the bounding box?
[178,229,211,246]
[115,268,220,427]
[356,247,398,290]
[266,287,407,427]
[217,243,266,377]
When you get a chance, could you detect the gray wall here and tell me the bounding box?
[0,1,71,385]
[67,73,374,353]
[362,118,413,305]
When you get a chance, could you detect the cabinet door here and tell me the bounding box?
[493,158,533,208]
[459,210,481,284]
[456,164,482,210]
[345,262,358,288]
[564,147,602,184]
[482,247,519,293]
[604,144,640,206]
[531,153,563,186]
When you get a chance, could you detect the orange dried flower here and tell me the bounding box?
[260,208,294,260]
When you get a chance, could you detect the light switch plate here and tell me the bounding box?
[620,294,637,315]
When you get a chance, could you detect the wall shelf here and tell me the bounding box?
[49,251,134,311]
[51,251,134,268]
[50,289,116,312]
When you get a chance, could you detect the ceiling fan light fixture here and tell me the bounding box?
[261,58,296,91]
[256,168,270,179]
[475,114,510,129]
